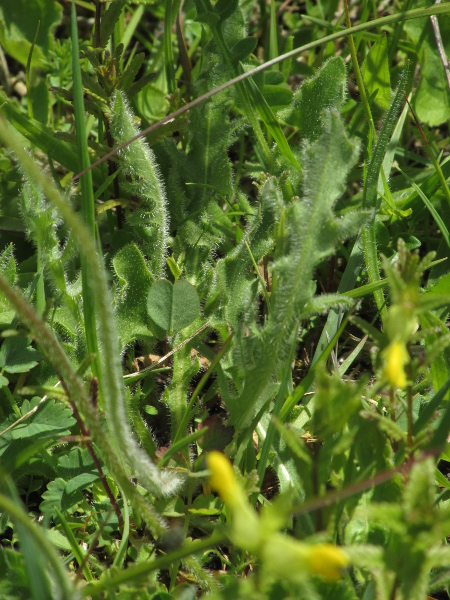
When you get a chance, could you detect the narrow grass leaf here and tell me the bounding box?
[362,64,410,319]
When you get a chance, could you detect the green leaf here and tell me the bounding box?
[404,458,435,514]
[65,473,101,495]
[195,12,220,28]
[0,546,30,599]
[99,0,127,48]
[420,311,450,401]
[362,65,410,317]
[278,56,347,141]
[126,388,157,458]
[246,74,302,171]
[167,90,236,252]
[57,447,102,495]
[0,399,75,473]
[197,414,233,451]
[113,243,155,347]
[414,43,450,126]
[30,79,49,125]
[362,34,391,111]
[0,243,16,323]
[405,14,450,126]
[0,90,106,185]
[413,379,450,437]
[40,477,83,520]
[9,398,75,441]
[262,82,293,110]
[214,0,239,23]
[147,279,200,335]
[166,256,182,282]
[0,243,16,288]
[230,37,258,63]
[0,336,40,374]
[301,293,354,320]
[427,272,450,295]
[214,177,283,329]
[110,90,168,278]
[14,524,54,600]
[120,52,145,93]
[0,0,62,67]
[228,111,366,431]
[188,493,223,516]
[312,371,364,440]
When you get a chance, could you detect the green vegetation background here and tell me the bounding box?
[1,1,450,599]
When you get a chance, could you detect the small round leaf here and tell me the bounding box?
[147,279,200,334]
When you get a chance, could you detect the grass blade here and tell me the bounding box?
[71,1,101,385]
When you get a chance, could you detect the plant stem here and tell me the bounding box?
[81,530,227,596]
[406,361,414,452]
[343,0,376,151]
[405,96,450,211]
[71,1,102,388]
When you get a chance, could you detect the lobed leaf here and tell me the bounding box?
[227,111,366,431]
[110,90,169,279]
[278,56,347,141]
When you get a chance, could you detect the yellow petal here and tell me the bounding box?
[207,451,240,504]
[305,543,350,582]
[383,341,408,389]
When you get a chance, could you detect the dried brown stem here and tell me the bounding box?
[430,0,450,92]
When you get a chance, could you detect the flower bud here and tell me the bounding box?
[207,453,349,582]
[207,451,240,505]
[305,543,350,582]
[382,340,408,389]
[260,534,349,583]
[207,451,260,551]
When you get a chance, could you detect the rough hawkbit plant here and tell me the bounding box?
[1,1,450,599]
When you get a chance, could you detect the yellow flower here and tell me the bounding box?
[305,543,350,582]
[207,451,261,550]
[207,451,240,505]
[207,454,350,582]
[383,340,409,389]
[261,535,349,583]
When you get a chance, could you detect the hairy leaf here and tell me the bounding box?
[278,56,347,141]
[113,243,155,347]
[213,177,283,329]
[110,90,168,279]
[227,111,366,431]
[147,279,200,335]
